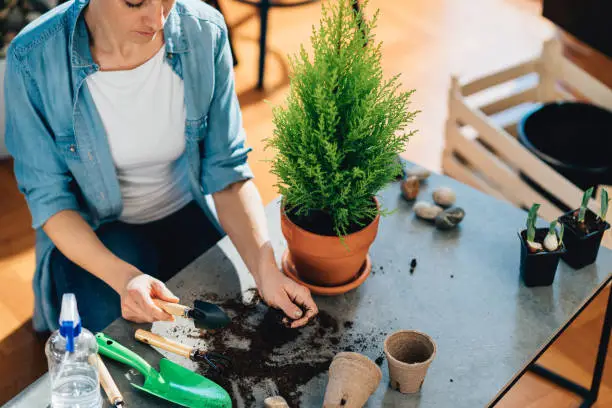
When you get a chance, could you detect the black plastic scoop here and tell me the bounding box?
[154,299,231,330]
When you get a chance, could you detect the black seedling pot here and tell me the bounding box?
[558,208,610,269]
[519,229,566,287]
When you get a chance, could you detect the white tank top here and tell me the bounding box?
[86,46,193,224]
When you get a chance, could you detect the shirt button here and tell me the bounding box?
[69,145,76,153]
[167,53,173,59]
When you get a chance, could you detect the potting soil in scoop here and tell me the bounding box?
[168,292,387,407]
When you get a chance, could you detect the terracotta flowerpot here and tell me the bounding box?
[323,352,382,408]
[280,198,380,291]
[384,330,436,394]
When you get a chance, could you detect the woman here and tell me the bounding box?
[5,0,318,332]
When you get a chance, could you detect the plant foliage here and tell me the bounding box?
[578,187,594,223]
[526,203,540,243]
[600,188,609,222]
[266,0,418,236]
[548,220,557,236]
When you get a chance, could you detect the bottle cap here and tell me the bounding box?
[58,294,82,353]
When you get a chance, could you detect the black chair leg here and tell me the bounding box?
[257,0,271,89]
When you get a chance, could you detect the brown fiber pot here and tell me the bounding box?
[280,198,380,288]
[384,330,437,394]
[323,352,382,408]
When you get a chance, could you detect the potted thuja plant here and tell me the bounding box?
[519,204,566,287]
[558,187,610,269]
[266,0,418,295]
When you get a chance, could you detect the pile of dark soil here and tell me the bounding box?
[169,293,387,407]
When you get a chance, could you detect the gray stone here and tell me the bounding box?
[435,207,465,230]
[413,201,443,220]
[405,165,431,181]
[432,186,456,207]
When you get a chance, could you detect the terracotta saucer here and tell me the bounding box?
[281,250,372,296]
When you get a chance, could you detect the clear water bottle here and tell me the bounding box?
[45,294,102,408]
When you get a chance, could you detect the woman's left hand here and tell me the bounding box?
[255,260,319,328]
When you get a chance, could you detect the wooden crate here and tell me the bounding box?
[443,38,612,226]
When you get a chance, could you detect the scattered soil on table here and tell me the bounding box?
[409,258,417,274]
[375,355,384,366]
[168,293,387,407]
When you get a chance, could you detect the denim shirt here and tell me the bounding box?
[4,0,253,331]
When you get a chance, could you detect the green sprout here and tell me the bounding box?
[558,223,564,245]
[526,203,540,243]
[548,220,557,237]
[600,188,609,222]
[578,187,594,223]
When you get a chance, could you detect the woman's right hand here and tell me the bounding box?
[119,273,179,323]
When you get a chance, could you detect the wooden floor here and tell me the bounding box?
[0,0,611,405]
[497,283,612,408]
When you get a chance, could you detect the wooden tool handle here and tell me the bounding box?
[93,354,124,406]
[135,329,193,359]
[153,299,190,317]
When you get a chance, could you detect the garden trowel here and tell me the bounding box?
[153,299,230,330]
[96,333,231,408]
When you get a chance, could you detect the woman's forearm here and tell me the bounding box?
[43,210,141,293]
[213,180,272,281]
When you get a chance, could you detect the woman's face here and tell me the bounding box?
[103,0,176,44]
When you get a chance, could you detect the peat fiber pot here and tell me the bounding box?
[280,198,380,296]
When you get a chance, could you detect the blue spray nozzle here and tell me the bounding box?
[59,320,82,352]
[58,294,82,352]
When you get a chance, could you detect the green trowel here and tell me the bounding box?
[96,333,231,408]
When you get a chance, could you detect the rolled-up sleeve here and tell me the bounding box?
[200,23,254,195]
[4,50,79,229]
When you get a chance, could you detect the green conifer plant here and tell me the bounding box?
[266,0,418,237]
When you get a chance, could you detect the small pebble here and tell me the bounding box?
[432,187,456,207]
[401,176,420,201]
[450,379,454,383]
[405,165,431,181]
[450,275,454,279]
[435,207,465,230]
[410,258,417,268]
[414,201,444,221]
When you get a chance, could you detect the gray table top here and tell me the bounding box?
[5,168,612,408]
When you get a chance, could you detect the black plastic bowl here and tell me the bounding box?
[517,102,612,191]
